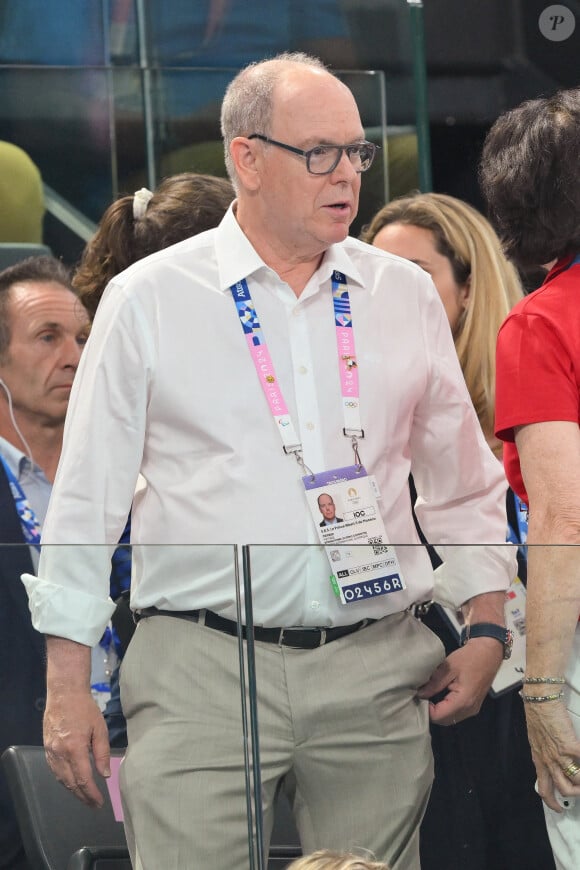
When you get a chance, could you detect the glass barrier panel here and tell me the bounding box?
[0,67,119,221]
[118,66,392,238]
[0,0,426,261]
[4,535,534,867]
[4,542,275,868]
[140,0,423,203]
[0,0,427,260]
[0,1,113,66]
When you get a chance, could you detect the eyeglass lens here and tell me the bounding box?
[307,143,376,174]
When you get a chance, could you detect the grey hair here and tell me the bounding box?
[220,52,327,190]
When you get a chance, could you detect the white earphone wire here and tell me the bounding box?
[0,378,35,467]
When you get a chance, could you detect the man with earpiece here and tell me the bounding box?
[0,255,89,870]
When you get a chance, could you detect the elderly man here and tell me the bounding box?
[25,54,515,870]
[0,255,89,870]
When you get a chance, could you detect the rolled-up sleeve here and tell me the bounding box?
[22,557,117,646]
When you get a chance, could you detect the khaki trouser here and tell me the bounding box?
[119,610,444,870]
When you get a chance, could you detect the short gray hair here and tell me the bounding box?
[220,52,327,190]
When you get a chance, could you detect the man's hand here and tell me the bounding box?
[417,637,503,725]
[44,635,111,807]
[44,688,111,807]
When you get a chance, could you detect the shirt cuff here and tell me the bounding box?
[21,574,117,647]
[432,543,517,610]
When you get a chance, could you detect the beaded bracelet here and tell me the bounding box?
[523,676,565,685]
[520,690,564,703]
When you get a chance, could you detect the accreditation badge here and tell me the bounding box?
[303,465,406,605]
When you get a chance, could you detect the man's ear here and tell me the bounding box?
[229,137,261,191]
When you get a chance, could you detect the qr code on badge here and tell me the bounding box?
[372,545,390,556]
[369,536,383,545]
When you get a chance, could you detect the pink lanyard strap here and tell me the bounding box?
[230,272,364,467]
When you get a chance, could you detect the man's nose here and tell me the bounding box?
[62,336,84,369]
[331,149,359,180]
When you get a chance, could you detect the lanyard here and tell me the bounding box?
[0,454,41,550]
[506,490,528,567]
[512,493,528,545]
[230,270,364,470]
[332,271,364,441]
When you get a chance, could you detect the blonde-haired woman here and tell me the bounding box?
[362,192,555,870]
[287,850,389,870]
[361,192,522,457]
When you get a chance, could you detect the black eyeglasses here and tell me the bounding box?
[248,134,378,175]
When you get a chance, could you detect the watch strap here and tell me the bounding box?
[460,622,514,660]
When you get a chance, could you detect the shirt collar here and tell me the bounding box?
[215,205,269,291]
[0,435,29,478]
[544,252,580,285]
[215,204,365,292]
[318,242,365,289]
[0,435,46,481]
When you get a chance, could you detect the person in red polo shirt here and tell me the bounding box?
[481,86,580,870]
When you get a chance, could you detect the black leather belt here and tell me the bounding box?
[135,606,375,649]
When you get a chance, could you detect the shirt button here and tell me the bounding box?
[292,308,301,317]
[305,422,315,430]
[310,600,320,610]
[298,365,308,375]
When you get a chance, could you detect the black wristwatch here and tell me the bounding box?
[459,622,514,660]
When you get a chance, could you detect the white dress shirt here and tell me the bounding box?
[23,206,515,645]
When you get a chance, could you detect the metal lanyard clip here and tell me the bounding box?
[283,444,315,481]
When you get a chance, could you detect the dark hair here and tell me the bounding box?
[73,172,235,319]
[479,87,580,268]
[0,255,73,357]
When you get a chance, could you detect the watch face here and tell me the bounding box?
[504,628,514,660]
